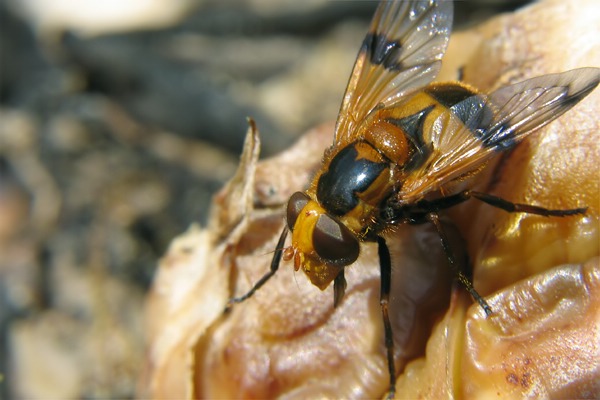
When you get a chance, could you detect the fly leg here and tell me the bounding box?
[461,190,587,216]
[333,270,347,308]
[424,190,586,316]
[427,212,492,316]
[224,227,288,312]
[377,236,397,399]
[425,190,587,217]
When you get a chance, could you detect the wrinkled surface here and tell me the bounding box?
[462,260,600,398]
[142,0,600,398]
[395,260,600,399]
[196,216,452,399]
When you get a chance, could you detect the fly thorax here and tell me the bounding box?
[315,141,394,233]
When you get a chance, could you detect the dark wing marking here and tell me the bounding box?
[399,67,600,200]
[334,0,453,146]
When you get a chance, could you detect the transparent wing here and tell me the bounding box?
[334,0,453,146]
[399,67,600,199]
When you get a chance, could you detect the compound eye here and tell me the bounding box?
[286,192,310,231]
[313,214,359,266]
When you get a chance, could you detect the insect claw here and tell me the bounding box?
[223,299,236,314]
[479,299,493,317]
[385,388,396,400]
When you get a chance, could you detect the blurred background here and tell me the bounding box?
[0,0,531,398]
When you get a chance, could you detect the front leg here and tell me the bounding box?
[225,227,288,312]
[333,270,347,308]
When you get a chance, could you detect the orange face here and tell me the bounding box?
[284,192,359,290]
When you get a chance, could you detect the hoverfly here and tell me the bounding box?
[226,0,600,398]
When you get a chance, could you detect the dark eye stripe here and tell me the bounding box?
[287,192,310,231]
[313,215,359,267]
